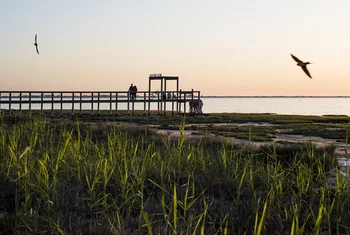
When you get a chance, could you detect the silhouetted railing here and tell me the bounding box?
[0,90,201,116]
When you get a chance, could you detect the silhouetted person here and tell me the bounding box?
[128,84,134,100]
[133,85,138,100]
[198,99,203,114]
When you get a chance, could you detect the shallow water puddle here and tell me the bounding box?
[338,157,350,167]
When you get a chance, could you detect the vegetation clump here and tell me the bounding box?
[0,117,349,234]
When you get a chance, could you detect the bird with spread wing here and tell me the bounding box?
[34,34,39,55]
[291,54,312,78]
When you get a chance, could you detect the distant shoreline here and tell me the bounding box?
[201,96,349,98]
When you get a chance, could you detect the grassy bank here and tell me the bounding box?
[0,115,349,234]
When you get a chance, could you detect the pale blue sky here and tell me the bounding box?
[1,0,350,95]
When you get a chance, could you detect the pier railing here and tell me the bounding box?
[0,90,201,116]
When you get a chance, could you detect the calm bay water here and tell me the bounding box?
[2,96,350,116]
[201,97,350,115]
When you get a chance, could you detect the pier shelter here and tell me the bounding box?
[148,74,180,116]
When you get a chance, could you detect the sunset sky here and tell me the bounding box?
[1,0,350,96]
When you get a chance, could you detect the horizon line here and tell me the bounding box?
[201,95,350,98]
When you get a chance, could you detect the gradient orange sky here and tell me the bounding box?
[1,0,350,96]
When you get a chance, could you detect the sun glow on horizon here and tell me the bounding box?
[1,0,350,96]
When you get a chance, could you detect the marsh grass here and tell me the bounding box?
[0,116,349,234]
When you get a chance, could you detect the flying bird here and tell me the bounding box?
[34,34,39,54]
[291,54,312,78]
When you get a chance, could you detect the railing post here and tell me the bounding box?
[9,93,12,116]
[115,92,118,115]
[132,93,135,116]
[29,92,32,117]
[160,78,163,114]
[176,81,179,114]
[19,92,22,111]
[127,91,130,115]
[80,92,82,116]
[97,92,100,115]
[148,79,151,116]
[172,91,174,116]
[164,81,167,116]
[143,92,146,116]
[41,92,44,115]
[198,91,201,114]
[178,89,182,115]
[91,92,93,115]
[71,92,75,117]
[60,92,63,117]
[51,92,54,118]
[110,92,112,114]
[184,91,187,116]
[157,92,160,115]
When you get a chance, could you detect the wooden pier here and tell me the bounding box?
[0,90,201,117]
[0,75,202,117]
